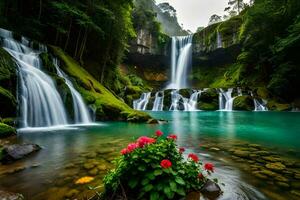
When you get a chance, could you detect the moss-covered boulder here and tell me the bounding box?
[0,123,16,138]
[0,48,17,118]
[163,89,173,110]
[51,47,152,122]
[198,88,219,110]
[233,96,254,111]
[179,89,193,98]
[267,100,292,111]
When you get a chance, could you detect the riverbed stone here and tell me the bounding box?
[252,171,268,179]
[294,173,300,179]
[209,147,220,151]
[262,156,282,162]
[83,162,95,170]
[291,190,300,197]
[265,162,286,171]
[256,151,272,156]
[274,174,289,182]
[88,168,99,176]
[0,190,24,200]
[1,143,41,163]
[200,179,222,199]
[64,189,79,198]
[232,150,250,158]
[260,169,276,177]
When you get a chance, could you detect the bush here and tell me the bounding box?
[101,131,216,200]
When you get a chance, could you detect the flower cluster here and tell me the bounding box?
[104,130,217,200]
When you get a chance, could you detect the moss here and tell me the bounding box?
[233,96,254,111]
[0,47,17,82]
[0,86,17,117]
[267,100,291,111]
[40,52,56,73]
[50,46,152,122]
[1,118,16,127]
[0,122,16,138]
[198,102,218,111]
[179,89,192,98]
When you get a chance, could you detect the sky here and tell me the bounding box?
[155,0,249,32]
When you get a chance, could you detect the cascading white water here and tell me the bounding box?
[250,92,268,111]
[219,88,234,111]
[169,90,202,111]
[133,92,151,110]
[53,59,92,124]
[187,90,202,111]
[217,32,223,48]
[0,28,92,127]
[152,91,164,111]
[167,35,193,89]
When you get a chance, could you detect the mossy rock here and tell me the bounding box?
[0,123,16,138]
[267,100,291,111]
[179,89,193,98]
[265,162,286,171]
[1,118,16,127]
[233,96,254,111]
[39,52,56,73]
[199,88,218,103]
[198,102,218,111]
[125,85,143,96]
[50,46,153,123]
[0,86,17,118]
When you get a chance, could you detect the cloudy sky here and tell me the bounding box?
[155,0,249,32]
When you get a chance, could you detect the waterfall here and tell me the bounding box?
[250,92,268,111]
[152,92,164,111]
[217,32,223,48]
[53,59,92,124]
[219,88,234,111]
[133,92,151,110]
[0,28,92,127]
[167,35,193,89]
[187,90,202,111]
[169,90,182,111]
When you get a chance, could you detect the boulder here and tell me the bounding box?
[0,190,24,200]
[201,179,222,199]
[179,89,193,98]
[233,95,254,111]
[1,143,41,163]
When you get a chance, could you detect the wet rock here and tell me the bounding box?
[260,169,276,177]
[0,190,24,200]
[265,162,286,171]
[276,182,290,188]
[294,173,300,179]
[291,182,300,189]
[89,168,99,176]
[83,163,95,170]
[256,151,271,156]
[248,144,262,149]
[233,96,254,111]
[262,156,282,162]
[1,143,41,163]
[200,179,222,199]
[64,189,79,198]
[209,147,220,151]
[252,171,268,179]
[147,119,159,124]
[86,152,97,158]
[98,164,107,171]
[291,190,300,197]
[274,175,288,182]
[232,150,250,158]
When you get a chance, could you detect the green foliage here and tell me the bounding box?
[0,122,16,138]
[102,134,210,200]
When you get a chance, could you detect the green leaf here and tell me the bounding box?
[128,179,138,189]
[150,192,160,200]
[175,177,185,185]
[146,172,155,180]
[143,184,153,192]
[154,169,163,176]
[170,181,177,192]
[176,187,186,196]
[138,165,146,171]
[141,178,149,186]
[163,187,172,198]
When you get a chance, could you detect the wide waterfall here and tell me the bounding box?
[167,35,193,89]
[0,28,92,127]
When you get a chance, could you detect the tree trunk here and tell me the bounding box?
[100,23,113,84]
[79,27,88,64]
[74,28,82,58]
[38,0,42,20]
[64,18,73,51]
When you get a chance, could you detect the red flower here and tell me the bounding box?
[127,143,138,152]
[198,173,204,179]
[167,134,177,140]
[204,163,214,172]
[120,148,128,155]
[137,136,156,148]
[179,147,185,153]
[160,159,172,169]
[188,153,199,163]
[155,130,163,137]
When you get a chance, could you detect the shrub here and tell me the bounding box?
[101,131,215,200]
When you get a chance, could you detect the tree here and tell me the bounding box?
[227,0,245,14]
[208,14,222,25]
[196,26,205,32]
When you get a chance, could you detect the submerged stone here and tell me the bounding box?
[200,179,222,199]
[265,162,286,171]
[1,143,41,163]
[232,150,250,158]
[0,190,24,200]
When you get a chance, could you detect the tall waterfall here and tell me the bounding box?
[217,32,223,48]
[167,35,193,89]
[53,59,92,124]
[0,28,91,127]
